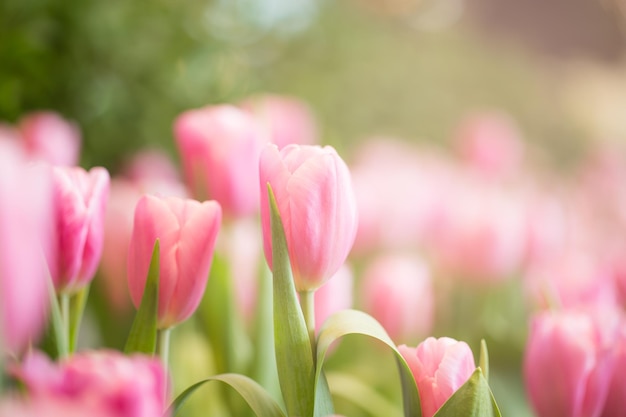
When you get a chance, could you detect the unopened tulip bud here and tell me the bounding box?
[259,144,358,291]
[399,337,476,417]
[524,309,616,417]
[127,195,221,329]
[19,112,81,166]
[49,166,110,294]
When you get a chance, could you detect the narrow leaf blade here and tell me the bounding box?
[268,184,317,417]
[479,339,489,383]
[69,284,90,353]
[124,240,160,355]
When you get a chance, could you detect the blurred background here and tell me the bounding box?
[2,0,625,169]
[3,1,626,416]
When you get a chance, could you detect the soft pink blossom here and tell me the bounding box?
[453,111,524,180]
[259,144,358,291]
[18,112,81,166]
[399,337,476,417]
[128,195,221,329]
[314,265,354,332]
[240,94,317,148]
[361,254,434,343]
[602,317,626,417]
[524,309,616,417]
[0,142,52,354]
[49,166,110,293]
[14,350,168,417]
[174,105,264,219]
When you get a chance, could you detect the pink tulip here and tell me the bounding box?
[524,309,616,417]
[174,105,264,219]
[453,111,524,180]
[239,94,317,148]
[259,144,358,291]
[14,350,168,417]
[361,254,434,343]
[602,318,626,417]
[0,396,112,417]
[19,112,81,166]
[0,141,52,354]
[399,337,476,417]
[128,195,221,329]
[99,152,187,314]
[49,166,110,294]
[314,265,354,332]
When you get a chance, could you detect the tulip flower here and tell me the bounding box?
[174,105,264,219]
[259,144,358,291]
[127,195,221,329]
[49,166,110,294]
[19,111,81,166]
[15,350,168,417]
[399,337,476,417]
[239,94,318,148]
[361,253,434,343]
[602,319,626,417]
[523,310,616,417]
[0,141,52,354]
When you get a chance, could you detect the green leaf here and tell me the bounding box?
[315,309,421,417]
[69,284,90,353]
[268,184,317,417]
[433,368,502,417]
[479,339,489,383]
[167,373,286,417]
[124,239,160,355]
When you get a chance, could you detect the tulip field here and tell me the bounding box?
[1,1,626,417]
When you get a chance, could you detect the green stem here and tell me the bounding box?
[158,328,171,370]
[299,290,316,354]
[60,293,70,357]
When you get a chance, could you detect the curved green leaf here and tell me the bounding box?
[315,309,421,417]
[124,239,160,355]
[46,274,68,358]
[268,184,318,417]
[167,373,286,417]
[433,368,502,417]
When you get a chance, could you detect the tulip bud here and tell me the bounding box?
[0,141,52,354]
[15,350,168,417]
[361,253,434,343]
[19,112,81,166]
[523,309,616,417]
[259,144,358,291]
[49,166,110,294]
[399,337,476,417]
[174,105,264,219]
[127,195,221,329]
[239,94,318,148]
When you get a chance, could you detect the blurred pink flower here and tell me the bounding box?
[360,253,434,343]
[0,396,112,417]
[259,144,358,291]
[240,94,317,148]
[128,195,221,329]
[399,337,476,417]
[18,112,81,166]
[524,251,618,311]
[350,139,451,254]
[524,309,616,417]
[314,265,354,332]
[431,176,527,282]
[174,105,264,219]
[602,317,626,417]
[49,166,110,294]
[0,141,52,354]
[15,350,168,417]
[453,111,524,180]
[99,151,187,314]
